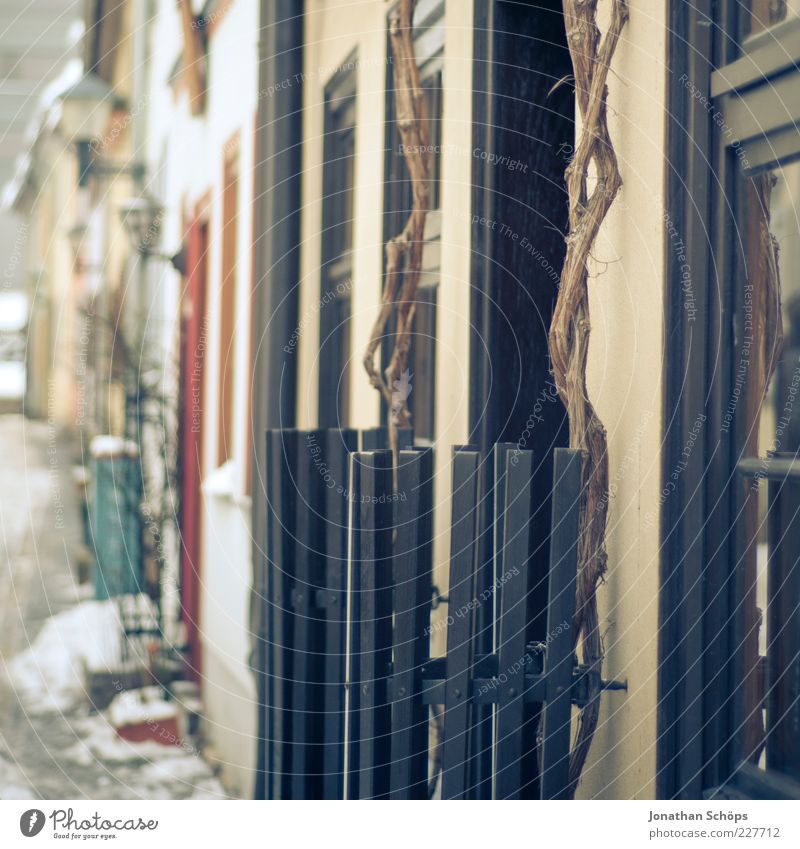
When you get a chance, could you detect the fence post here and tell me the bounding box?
[321,428,357,798]
[441,447,481,799]
[494,449,535,799]
[356,450,394,798]
[290,430,327,798]
[472,441,516,798]
[390,448,434,799]
[540,447,581,799]
[265,428,297,799]
[343,450,362,800]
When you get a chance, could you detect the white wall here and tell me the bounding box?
[147,0,258,798]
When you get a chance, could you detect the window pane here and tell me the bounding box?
[738,160,800,781]
[406,286,437,442]
[741,0,788,38]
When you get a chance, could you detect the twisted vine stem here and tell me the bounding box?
[362,0,430,464]
[547,0,629,796]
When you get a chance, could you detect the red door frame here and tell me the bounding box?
[179,198,210,681]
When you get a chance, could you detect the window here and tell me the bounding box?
[382,0,444,443]
[218,138,239,465]
[318,61,356,428]
[662,1,800,799]
[741,0,787,38]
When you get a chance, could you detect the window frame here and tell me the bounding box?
[661,0,800,800]
[217,134,240,466]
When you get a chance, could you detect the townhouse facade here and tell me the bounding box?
[141,0,260,796]
[249,0,800,800]
[251,0,664,799]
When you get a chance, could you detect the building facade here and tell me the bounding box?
[8,0,800,800]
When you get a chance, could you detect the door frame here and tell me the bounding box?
[179,193,211,681]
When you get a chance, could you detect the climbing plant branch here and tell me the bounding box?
[362,0,430,465]
[547,0,629,796]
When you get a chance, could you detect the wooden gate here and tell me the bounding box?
[261,428,623,799]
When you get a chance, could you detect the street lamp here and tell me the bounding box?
[57,72,145,188]
[119,197,187,275]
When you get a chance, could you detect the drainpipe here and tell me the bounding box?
[250,0,303,800]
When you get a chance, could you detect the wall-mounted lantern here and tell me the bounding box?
[57,73,145,188]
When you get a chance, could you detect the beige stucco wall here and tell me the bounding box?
[29,134,80,431]
[575,0,667,800]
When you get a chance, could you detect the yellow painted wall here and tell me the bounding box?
[575,0,667,800]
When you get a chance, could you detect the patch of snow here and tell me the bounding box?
[0,292,27,332]
[64,713,186,767]
[0,362,25,399]
[89,435,139,458]
[5,597,227,800]
[6,600,123,714]
[63,712,225,799]
[108,687,177,727]
[0,755,35,800]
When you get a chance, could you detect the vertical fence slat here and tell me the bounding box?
[322,428,357,798]
[390,448,434,799]
[471,441,515,798]
[492,443,517,645]
[441,447,481,799]
[266,428,297,799]
[291,430,326,798]
[264,430,276,800]
[343,451,362,800]
[358,450,394,798]
[540,447,581,799]
[494,449,534,799]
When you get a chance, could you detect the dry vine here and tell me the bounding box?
[547,0,629,796]
[362,0,431,466]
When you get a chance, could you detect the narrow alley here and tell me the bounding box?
[0,415,224,800]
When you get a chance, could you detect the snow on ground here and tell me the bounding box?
[0,291,27,332]
[108,686,178,727]
[62,713,224,800]
[0,753,34,799]
[3,598,226,799]
[0,362,25,399]
[6,600,122,714]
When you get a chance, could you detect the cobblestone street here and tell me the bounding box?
[0,415,224,800]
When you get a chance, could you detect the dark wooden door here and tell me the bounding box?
[468,0,573,797]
